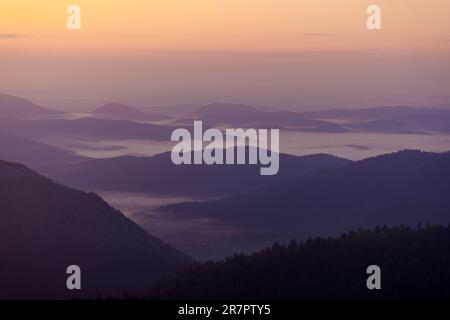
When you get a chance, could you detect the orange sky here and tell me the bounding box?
[1,0,450,109]
[1,0,449,51]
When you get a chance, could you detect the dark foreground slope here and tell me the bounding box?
[150,225,450,300]
[0,160,191,299]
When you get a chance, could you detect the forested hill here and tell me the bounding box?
[149,225,450,300]
[0,160,192,299]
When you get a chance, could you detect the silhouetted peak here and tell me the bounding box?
[0,92,61,117]
[195,103,258,115]
[359,149,447,163]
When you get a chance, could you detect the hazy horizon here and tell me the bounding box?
[1,0,449,111]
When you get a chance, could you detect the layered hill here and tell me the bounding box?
[0,117,174,141]
[0,92,61,119]
[0,133,86,174]
[178,103,348,132]
[91,103,170,122]
[161,150,450,240]
[51,151,351,197]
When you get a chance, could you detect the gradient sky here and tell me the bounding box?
[1,0,450,110]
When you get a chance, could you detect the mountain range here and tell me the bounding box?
[50,150,351,197]
[2,92,450,135]
[159,150,450,255]
[90,103,171,122]
[301,106,450,133]
[180,103,450,134]
[177,103,348,133]
[0,117,174,141]
[0,131,351,197]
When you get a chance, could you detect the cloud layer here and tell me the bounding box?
[0,33,33,40]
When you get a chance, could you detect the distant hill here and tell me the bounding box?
[160,150,450,251]
[301,105,450,120]
[179,103,348,133]
[150,224,450,300]
[187,103,258,120]
[51,151,351,197]
[139,104,203,117]
[0,133,86,174]
[183,104,450,134]
[301,106,450,133]
[0,117,174,141]
[0,92,61,119]
[0,160,191,299]
[92,103,170,122]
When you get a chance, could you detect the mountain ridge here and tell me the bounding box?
[51,150,352,197]
[0,159,192,299]
[159,149,450,242]
[92,103,170,122]
[0,92,62,119]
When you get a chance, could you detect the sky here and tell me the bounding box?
[1,0,450,111]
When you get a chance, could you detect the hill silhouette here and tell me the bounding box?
[51,150,351,197]
[0,160,191,299]
[150,224,450,299]
[92,103,170,122]
[178,103,348,132]
[160,150,450,241]
[0,117,174,141]
[301,106,450,133]
[0,92,61,119]
[0,133,86,174]
[184,103,450,134]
